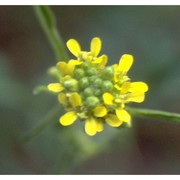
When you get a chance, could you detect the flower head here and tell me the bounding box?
[47,37,148,136]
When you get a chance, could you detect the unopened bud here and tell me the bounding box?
[79,77,89,89]
[88,75,97,83]
[74,68,85,79]
[102,80,113,92]
[94,78,103,87]
[84,87,94,97]
[86,96,100,107]
[86,67,97,76]
[101,66,114,80]
[94,89,102,96]
[48,66,61,80]
[63,78,79,92]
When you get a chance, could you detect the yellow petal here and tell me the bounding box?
[116,109,131,123]
[114,98,122,104]
[92,55,108,67]
[127,92,145,103]
[92,57,103,64]
[56,61,75,76]
[66,39,81,57]
[56,61,66,75]
[99,55,108,68]
[103,92,114,105]
[69,59,82,65]
[93,106,107,117]
[58,93,67,106]
[129,82,148,93]
[90,37,101,57]
[121,82,131,94]
[47,83,64,93]
[66,61,76,75]
[96,120,104,132]
[59,111,77,126]
[112,64,118,82]
[114,84,121,90]
[69,93,82,107]
[112,64,118,70]
[84,117,97,136]
[61,75,71,82]
[118,54,133,74]
[105,114,123,127]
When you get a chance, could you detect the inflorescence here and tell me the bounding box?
[47,37,148,136]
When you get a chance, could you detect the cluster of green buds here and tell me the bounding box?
[47,37,148,136]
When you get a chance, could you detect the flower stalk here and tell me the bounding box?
[33,6,69,61]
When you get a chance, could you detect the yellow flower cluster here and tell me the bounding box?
[47,37,148,136]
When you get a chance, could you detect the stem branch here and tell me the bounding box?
[22,105,60,143]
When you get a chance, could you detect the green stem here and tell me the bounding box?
[22,105,60,143]
[127,107,180,123]
[33,6,69,61]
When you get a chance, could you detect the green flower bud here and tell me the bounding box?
[94,89,102,96]
[102,80,113,92]
[88,75,97,83]
[94,78,103,87]
[74,68,85,79]
[101,66,114,80]
[47,66,61,80]
[63,78,79,92]
[86,67,97,76]
[86,96,100,108]
[81,62,89,70]
[79,77,89,89]
[83,87,94,97]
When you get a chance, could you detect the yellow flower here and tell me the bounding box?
[66,37,107,67]
[102,80,148,126]
[59,93,82,126]
[113,54,133,87]
[45,37,148,136]
[58,91,107,136]
[121,82,148,103]
[56,60,82,76]
[84,106,107,136]
[59,94,107,136]
[103,92,131,124]
[47,60,78,93]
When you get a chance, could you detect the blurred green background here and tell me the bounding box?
[0,6,180,174]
